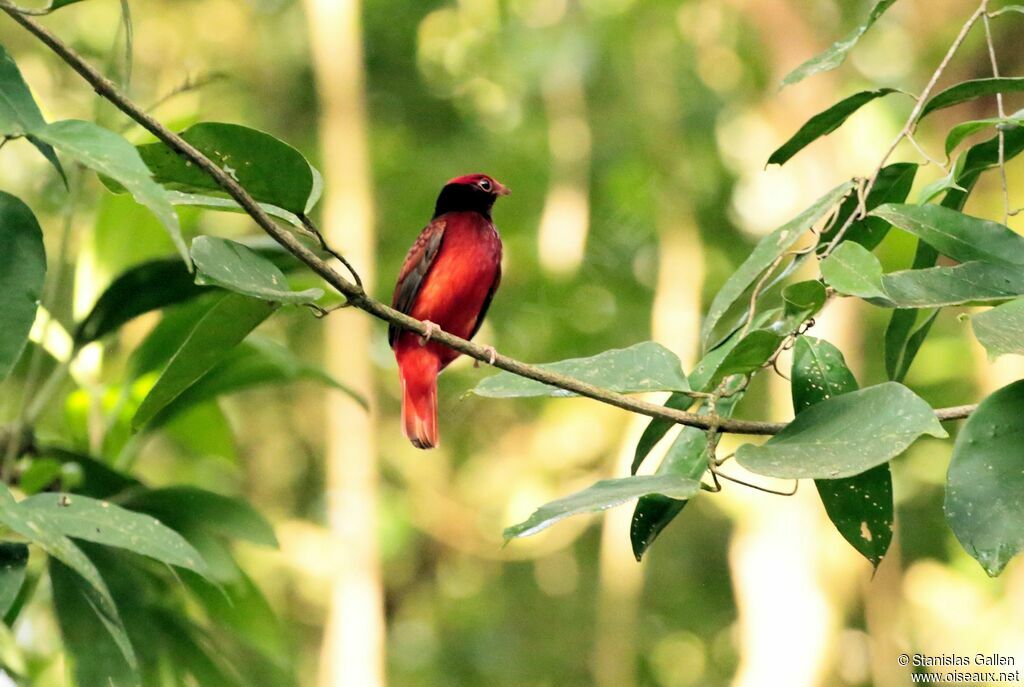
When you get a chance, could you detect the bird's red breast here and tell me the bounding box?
[390,174,507,448]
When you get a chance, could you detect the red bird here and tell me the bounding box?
[390,174,508,449]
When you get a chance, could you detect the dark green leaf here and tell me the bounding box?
[0,544,28,619]
[74,258,206,345]
[166,336,366,416]
[701,181,853,348]
[41,447,141,499]
[782,280,827,319]
[504,475,701,540]
[0,486,134,668]
[781,0,898,87]
[191,236,323,304]
[920,78,1024,120]
[791,337,892,568]
[473,342,689,398]
[818,163,917,251]
[737,382,946,479]
[893,309,939,382]
[945,379,1024,576]
[972,297,1024,358]
[0,191,45,381]
[19,493,210,577]
[631,393,694,475]
[631,428,707,560]
[50,559,139,687]
[871,203,1024,268]
[768,89,901,165]
[132,293,278,428]
[33,120,186,263]
[134,122,318,214]
[125,487,277,547]
[0,44,46,134]
[696,329,783,391]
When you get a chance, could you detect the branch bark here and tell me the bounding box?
[0,5,979,436]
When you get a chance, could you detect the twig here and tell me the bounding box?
[298,214,363,289]
[0,5,983,437]
[982,6,1011,225]
[822,0,989,255]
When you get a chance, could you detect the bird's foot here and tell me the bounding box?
[474,345,498,367]
[419,321,440,346]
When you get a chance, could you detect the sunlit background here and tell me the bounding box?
[2,0,1023,685]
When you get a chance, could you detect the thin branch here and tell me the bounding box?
[982,7,1011,225]
[0,5,982,436]
[823,0,988,255]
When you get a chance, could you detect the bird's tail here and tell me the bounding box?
[400,362,439,450]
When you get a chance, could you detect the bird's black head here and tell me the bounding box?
[433,174,510,219]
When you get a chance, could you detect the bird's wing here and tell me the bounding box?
[389,217,447,347]
[469,262,501,341]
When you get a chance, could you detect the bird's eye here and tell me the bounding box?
[478,179,492,192]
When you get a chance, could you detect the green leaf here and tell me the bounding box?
[125,487,277,547]
[0,44,46,134]
[49,559,139,687]
[504,475,701,540]
[781,0,898,87]
[33,120,186,263]
[884,125,1024,380]
[737,382,946,479]
[191,236,323,305]
[945,116,1022,157]
[972,297,1024,358]
[166,336,366,415]
[631,393,694,475]
[17,458,64,495]
[701,181,853,348]
[768,89,901,165]
[920,78,1024,121]
[74,259,207,345]
[166,190,304,228]
[0,46,66,184]
[183,570,291,666]
[631,428,707,560]
[820,242,889,301]
[133,122,318,214]
[890,309,939,382]
[0,191,45,382]
[883,261,1024,307]
[697,329,783,391]
[871,203,1024,268]
[791,337,892,568]
[0,486,134,668]
[945,379,1024,576]
[132,293,278,428]
[473,341,689,398]
[989,4,1024,16]
[0,544,28,619]
[823,242,1024,308]
[782,280,827,319]
[19,493,210,577]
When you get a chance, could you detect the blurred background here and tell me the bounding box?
[2,0,1024,685]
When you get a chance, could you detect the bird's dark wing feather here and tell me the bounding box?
[469,264,501,341]
[389,218,446,347]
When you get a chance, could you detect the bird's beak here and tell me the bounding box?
[495,182,511,196]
